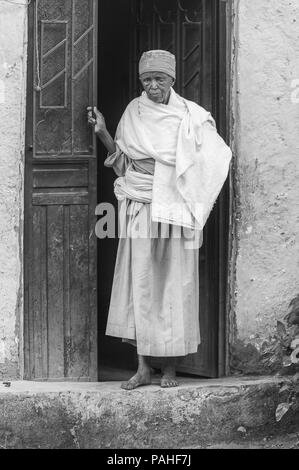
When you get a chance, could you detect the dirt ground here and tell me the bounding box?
[194,432,299,449]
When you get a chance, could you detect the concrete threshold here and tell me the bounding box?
[0,376,297,449]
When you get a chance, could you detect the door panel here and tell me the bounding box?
[24,0,97,380]
[130,0,229,377]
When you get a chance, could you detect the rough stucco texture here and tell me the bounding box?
[0,5,27,379]
[232,0,299,364]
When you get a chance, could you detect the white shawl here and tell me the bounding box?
[114,88,232,230]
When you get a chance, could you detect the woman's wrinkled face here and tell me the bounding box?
[140,72,174,104]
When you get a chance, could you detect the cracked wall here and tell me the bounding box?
[0,4,27,379]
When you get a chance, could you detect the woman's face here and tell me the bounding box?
[140,72,174,103]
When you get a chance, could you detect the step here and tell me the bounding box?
[0,376,298,449]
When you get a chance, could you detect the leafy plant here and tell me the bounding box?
[276,373,299,422]
[275,296,299,422]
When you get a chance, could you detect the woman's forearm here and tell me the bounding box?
[96,128,116,154]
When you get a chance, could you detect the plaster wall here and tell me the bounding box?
[0,3,27,379]
[231,0,299,371]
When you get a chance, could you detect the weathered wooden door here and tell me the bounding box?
[130,0,230,377]
[24,0,98,380]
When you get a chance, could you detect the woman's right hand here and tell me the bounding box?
[87,106,107,134]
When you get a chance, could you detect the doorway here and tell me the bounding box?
[97,0,230,380]
[24,0,230,381]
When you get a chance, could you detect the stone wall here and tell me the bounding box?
[230,0,299,373]
[0,3,27,379]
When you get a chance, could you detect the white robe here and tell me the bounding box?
[103,89,231,357]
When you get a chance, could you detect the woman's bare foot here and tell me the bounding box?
[121,355,151,390]
[161,359,179,388]
[121,370,151,390]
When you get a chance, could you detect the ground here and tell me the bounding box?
[190,432,299,449]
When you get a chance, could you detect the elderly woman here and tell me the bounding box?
[88,50,231,390]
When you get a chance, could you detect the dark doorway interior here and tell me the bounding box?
[97,0,230,381]
[97,0,137,380]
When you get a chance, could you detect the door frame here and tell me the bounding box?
[22,0,234,380]
[218,0,234,377]
[97,0,234,378]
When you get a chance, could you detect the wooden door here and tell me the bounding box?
[130,0,230,377]
[24,0,98,380]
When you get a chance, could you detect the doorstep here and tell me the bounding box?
[0,376,297,449]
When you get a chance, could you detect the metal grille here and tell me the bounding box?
[130,0,218,114]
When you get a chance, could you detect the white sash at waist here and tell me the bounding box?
[113,167,153,204]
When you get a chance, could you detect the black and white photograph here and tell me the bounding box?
[0,0,298,455]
